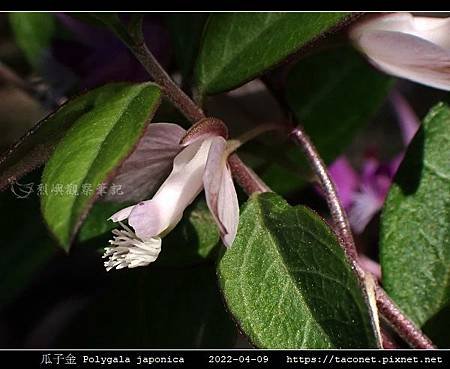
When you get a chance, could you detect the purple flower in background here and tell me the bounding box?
[328,157,359,211]
[346,154,398,233]
[329,91,420,233]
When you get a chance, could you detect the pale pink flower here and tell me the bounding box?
[350,13,450,90]
[103,119,239,271]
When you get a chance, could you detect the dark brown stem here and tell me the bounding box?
[289,125,358,261]
[228,154,271,195]
[289,125,435,349]
[130,42,205,123]
[117,24,269,196]
[375,286,435,349]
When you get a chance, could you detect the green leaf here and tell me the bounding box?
[54,265,237,348]
[195,13,351,95]
[0,82,147,191]
[380,103,450,333]
[166,13,208,82]
[41,82,161,250]
[77,201,127,244]
[9,12,55,69]
[286,46,392,164]
[218,192,378,348]
[0,171,54,308]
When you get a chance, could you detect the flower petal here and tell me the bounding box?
[328,157,359,210]
[390,91,420,146]
[203,137,239,246]
[125,200,162,240]
[410,16,450,49]
[203,137,228,234]
[351,13,450,49]
[104,123,186,202]
[128,138,214,240]
[217,165,239,247]
[355,30,450,90]
[109,204,135,222]
[349,184,384,234]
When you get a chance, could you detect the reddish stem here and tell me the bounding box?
[381,328,399,349]
[289,125,435,349]
[131,41,205,123]
[228,154,271,194]
[289,126,358,261]
[375,286,435,349]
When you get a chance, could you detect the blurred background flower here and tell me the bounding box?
[328,90,420,234]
